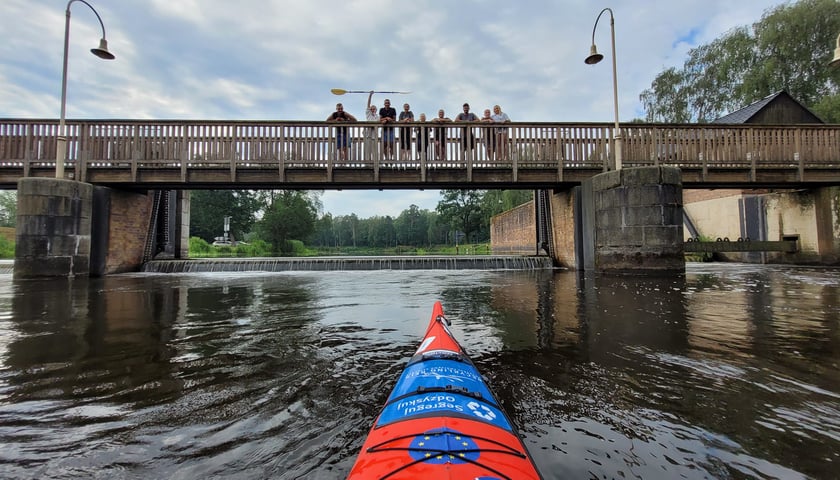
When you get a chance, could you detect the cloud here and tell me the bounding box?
[0,0,784,217]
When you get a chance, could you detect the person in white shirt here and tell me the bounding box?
[491,105,511,161]
[364,92,380,163]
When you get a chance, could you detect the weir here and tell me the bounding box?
[142,255,554,273]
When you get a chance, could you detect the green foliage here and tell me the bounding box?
[189,236,213,254]
[640,0,840,123]
[0,191,16,227]
[310,190,531,250]
[255,191,318,254]
[307,243,492,256]
[287,240,308,255]
[395,204,430,246]
[436,189,485,243]
[685,235,715,262]
[189,190,263,243]
[188,236,273,257]
[237,240,272,256]
[0,236,14,258]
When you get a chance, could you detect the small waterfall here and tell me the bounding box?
[142,256,555,273]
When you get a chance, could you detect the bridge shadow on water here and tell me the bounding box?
[142,255,555,273]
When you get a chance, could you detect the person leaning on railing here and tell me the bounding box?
[326,102,357,163]
[491,105,511,162]
[455,103,479,158]
[480,108,496,162]
[430,109,452,162]
[398,103,414,162]
[379,99,397,162]
[416,113,430,161]
[365,92,379,162]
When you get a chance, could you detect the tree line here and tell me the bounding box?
[190,189,534,253]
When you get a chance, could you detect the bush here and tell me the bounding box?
[287,240,307,256]
[0,236,14,258]
[189,237,213,255]
[237,240,272,257]
[685,235,714,262]
[189,236,276,258]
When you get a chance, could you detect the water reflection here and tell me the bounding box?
[0,266,837,479]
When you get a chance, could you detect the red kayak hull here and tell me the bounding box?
[347,301,542,479]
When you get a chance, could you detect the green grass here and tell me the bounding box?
[0,227,13,258]
[305,243,492,256]
[187,237,493,258]
[685,235,715,262]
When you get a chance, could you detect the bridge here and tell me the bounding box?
[1,119,839,189]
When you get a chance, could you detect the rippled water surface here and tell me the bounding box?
[0,264,838,479]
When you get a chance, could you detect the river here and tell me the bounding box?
[0,263,838,479]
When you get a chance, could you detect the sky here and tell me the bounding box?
[1,0,787,218]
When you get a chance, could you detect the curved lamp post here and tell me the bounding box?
[56,0,115,179]
[830,33,840,68]
[585,7,622,171]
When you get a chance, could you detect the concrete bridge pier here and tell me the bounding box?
[491,166,685,272]
[15,178,189,278]
[14,178,93,278]
[580,166,685,272]
[491,167,685,272]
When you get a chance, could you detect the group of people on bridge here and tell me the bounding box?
[326,92,511,164]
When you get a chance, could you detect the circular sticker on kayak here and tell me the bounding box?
[467,401,497,421]
[409,428,479,464]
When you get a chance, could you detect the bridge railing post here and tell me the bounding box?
[24,123,32,178]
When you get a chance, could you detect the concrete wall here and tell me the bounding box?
[685,187,840,264]
[15,178,92,278]
[176,190,190,259]
[588,166,684,272]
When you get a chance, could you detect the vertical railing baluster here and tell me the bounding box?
[23,123,32,177]
[278,124,286,181]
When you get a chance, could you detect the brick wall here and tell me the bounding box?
[549,190,576,268]
[491,201,535,255]
[105,190,153,273]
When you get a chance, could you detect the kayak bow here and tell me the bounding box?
[347,301,542,479]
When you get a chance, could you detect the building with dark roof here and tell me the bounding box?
[712,90,824,124]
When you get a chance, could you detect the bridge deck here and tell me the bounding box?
[1,120,838,188]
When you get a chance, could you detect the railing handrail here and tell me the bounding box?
[1,118,839,128]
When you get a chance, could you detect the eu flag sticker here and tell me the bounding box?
[408,428,479,464]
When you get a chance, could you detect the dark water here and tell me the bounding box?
[0,264,838,479]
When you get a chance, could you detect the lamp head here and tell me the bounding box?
[831,33,840,68]
[831,47,840,69]
[585,44,603,65]
[91,38,115,60]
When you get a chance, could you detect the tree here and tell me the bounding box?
[640,0,840,123]
[395,204,430,246]
[367,215,396,248]
[190,190,262,242]
[256,190,318,254]
[0,191,16,227]
[436,189,485,243]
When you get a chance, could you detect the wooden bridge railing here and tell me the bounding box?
[0,119,838,187]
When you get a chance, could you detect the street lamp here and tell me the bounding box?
[56,0,115,179]
[830,33,840,68]
[585,7,622,171]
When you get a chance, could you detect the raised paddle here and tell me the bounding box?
[331,88,411,95]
